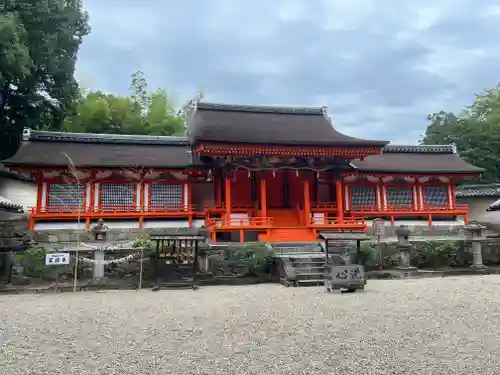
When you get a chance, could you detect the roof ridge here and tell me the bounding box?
[25,129,189,146]
[456,183,500,189]
[383,144,455,154]
[196,101,325,115]
[456,184,500,198]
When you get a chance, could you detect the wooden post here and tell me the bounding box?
[303,178,311,225]
[224,171,231,226]
[260,173,267,218]
[336,179,344,221]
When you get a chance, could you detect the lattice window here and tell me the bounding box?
[350,185,376,208]
[387,186,413,206]
[423,186,448,206]
[47,183,84,208]
[100,183,135,211]
[149,183,183,208]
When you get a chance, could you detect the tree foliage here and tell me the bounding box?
[421,84,500,183]
[0,0,90,160]
[63,71,197,136]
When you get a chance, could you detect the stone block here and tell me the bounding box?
[32,232,49,243]
[56,233,71,243]
[116,232,128,241]
[48,234,59,243]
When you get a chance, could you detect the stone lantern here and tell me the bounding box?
[90,219,109,280]
[395,226,416,270]
[464,223,486,269]
[91,219,108,241]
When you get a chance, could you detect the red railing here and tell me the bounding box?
[348,203,468,214]
[311,202,338,212]
[310,216,366,228]
[206,216,274,229]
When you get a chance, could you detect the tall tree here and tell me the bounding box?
[421,84,500,182]
[0,0,90,160]
[64,71,196,136]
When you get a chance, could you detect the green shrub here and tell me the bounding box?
[225,244,275,276]
[358,242,376,266]
[419,241,459,268]
[15,247,51,278]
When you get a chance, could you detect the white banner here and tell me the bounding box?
[45,253,70,266]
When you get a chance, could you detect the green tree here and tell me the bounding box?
[64,71,194,136]
[421,84,500,183]
[0,0,90,160]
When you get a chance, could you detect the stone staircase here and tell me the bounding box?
[271,242,335,287]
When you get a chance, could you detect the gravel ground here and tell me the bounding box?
[1,276,500,375]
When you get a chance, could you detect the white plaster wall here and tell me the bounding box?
[457,197,500,225]
[0,178,37,210]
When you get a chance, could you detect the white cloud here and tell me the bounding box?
[77,0,500,144]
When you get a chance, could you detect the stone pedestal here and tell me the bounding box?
[93,250,105,279]
[464,224,486,269]
[395,226,416,270]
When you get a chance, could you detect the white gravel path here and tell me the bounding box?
[1,276,500,375]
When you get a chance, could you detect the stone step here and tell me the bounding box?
[296,278,324,286]
[296,272,323,280]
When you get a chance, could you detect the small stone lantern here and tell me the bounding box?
[91,219,109,241]
[90,219,109,280]
[464,223,486,269]
[395,226,416,270]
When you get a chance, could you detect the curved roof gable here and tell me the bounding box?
[352,144,484,174]
[188,102,388,147]
[3,130,197,169]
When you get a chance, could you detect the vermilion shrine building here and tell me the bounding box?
[3,103,483,243]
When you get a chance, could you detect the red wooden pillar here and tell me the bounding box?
[138,173,145,229]
[224,172,231,226]
[187,180,193,227]
[303,178,311,225]
[336,179,344,221]
[449,182,456,209]
[215,170,222,206]
[260,173,267,218]
[35,172,43,210]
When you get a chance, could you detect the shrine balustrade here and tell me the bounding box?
[28,175,469,230]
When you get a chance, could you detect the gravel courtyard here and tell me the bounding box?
[2,276,500,375]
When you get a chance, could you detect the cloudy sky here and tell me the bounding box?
[77,0,500,144]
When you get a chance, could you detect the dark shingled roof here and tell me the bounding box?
[188,102,388,147]
[0,165,35,182]
[0,195,23,213]
[352,144,483,174]
[456,184,500,198]
[3,130,198,169]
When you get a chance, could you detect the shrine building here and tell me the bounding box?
[2,102,483,243]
